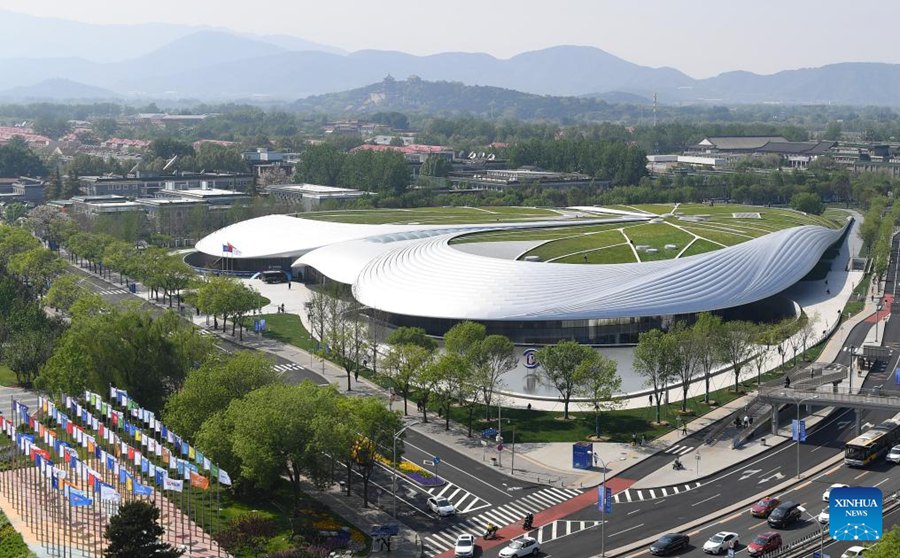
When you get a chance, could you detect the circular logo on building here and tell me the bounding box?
[523,348,539,369]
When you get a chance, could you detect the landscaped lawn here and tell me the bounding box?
[453,222,627,244]
[305,206,562,225]
[243,313,319,353]
[524,229,629,261]
[0,364,18,387]
[556,243,638,264]
[622,223,696,262]
[679,239,722,258]
[675,224,750,246]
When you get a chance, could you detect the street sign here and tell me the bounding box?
[497,444,504,452]
[895,367,900,385]
[598,485,612,514]
[792,419,807,442]
[433,456,441,465]
[727,549,734,558]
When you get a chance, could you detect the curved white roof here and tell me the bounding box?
[347,224,845,321]
[195,213,642,260]
[198,213,847,322]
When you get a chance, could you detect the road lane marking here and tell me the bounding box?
[721,511,744,523]
[609,523,644,537]
[692,493,721,507]
[854,471,869,480]
[403,439,507,499]
[873,478,889,487]
[628,509,642,515]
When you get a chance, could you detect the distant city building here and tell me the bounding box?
[0,177,44,204]
[69,195,145,216]
[241,148,297,177]
[352,143,455,164]
[449,168,597,191]
[0,126,52,147]
[266,183,371,209]
[78,172,253,197]
[688,136,835,168]
[157,186,250,206]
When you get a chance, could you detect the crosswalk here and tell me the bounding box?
[423,487,581,557]
[274,362,304,373]
[426,481,490,514]
[95,287,129,296]
[612,481,702,504]
[531,519,603,544]
[664,444,695,456]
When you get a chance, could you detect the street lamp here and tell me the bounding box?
[392,420,421,518]
[782,392,818,478]
[849,345,855,393]
[798,506,825,558]
[596,455,608,558]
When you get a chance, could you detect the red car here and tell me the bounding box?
[748,532,782,557]
[750,497,781,518]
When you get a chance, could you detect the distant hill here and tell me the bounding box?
[0,78,118,101]
[0,11,899,106]
[288,78,647,120]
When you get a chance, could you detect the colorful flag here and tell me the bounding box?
[68,490,92,507]
[217,468,232,486]
[190,471,210,490]
[133,481,152,497]
[163,477,183,492]
[100,483,120,503]
[155,468,166,486]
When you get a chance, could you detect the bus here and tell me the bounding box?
[844,413,900,466]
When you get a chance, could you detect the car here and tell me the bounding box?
[649,533,690,556]
[498,536,541,557]
[841,546,868,558]
[750,497,781,518]
[427,497,456,517]
[823,483,849,501]
[887,444,900,463]
[817,508,829,524]
[703,532,739,554]
[748,532,782,557]
[767,501,802,528]
[454,534,476,558]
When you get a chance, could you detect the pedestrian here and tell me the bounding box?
[749,416,754,427]
[527,403,532,411]
[649,394,653,406]
[288,281,291,290]
[681,421,688,435]
[631,432,637,447]
[640,434,646,447]
[354,370,359,381]
[743,415,750,428]
[593,451,599,466]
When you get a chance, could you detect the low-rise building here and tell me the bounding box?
[79,172,253,197]
[0,177,44,204]
[266,183,370,209]
[70,195,145,216]
[449,168,597,191]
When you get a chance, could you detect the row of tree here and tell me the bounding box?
[633,313,819,423]
[293,143,410,196]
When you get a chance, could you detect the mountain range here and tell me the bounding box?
[0,10,898,107]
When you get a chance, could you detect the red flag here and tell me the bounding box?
[29,416,35,429]
[66,422,74,435]
[128,446,134,461]
[98,424,105,438]
[111,413,118,426]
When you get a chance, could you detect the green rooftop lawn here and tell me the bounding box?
[524,229,629,261]
[680,238,722,258]
[305,206,561,225]
[555,243,637,264]
[452,222,626,244]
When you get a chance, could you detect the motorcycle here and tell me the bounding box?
[483,525,498,539]
[672,458,685,471]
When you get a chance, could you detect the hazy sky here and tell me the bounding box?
[4,0,898,78]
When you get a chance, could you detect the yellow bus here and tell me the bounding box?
[844,413,900,467]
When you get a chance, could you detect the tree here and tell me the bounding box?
[866,524,900,558]
[0,138,47,176]
[694,313,724,404]
[163,351,280,439]
[3,202,27,224]
[386,326,436,351]
[671,321,703,413]
[633,329,681,424]
[382,343,434,415]
[6,247,67,298]
[104,500,182,558]
[226,382,337,500]
[536,340,596,420]
[45,274,89,312]
[348,398,401,507]
[472,335,517,421]
[798,313,819,360]
[325,297,369,391]
[294,143,345,186]
[4,328,56,387]
[790,192,824,215]
[721,321,757,393]
[426,352,471,431]
[421,155,452,177]
[573,351,622,437]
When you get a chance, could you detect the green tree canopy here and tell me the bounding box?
[536,340,597,420]
[104,500,182,558]
[163,351,280,439]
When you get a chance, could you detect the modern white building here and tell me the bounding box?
[192,213,849,344]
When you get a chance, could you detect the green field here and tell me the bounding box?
[305,204,844,265]
[0,364,17,387]
[304,206,561,225]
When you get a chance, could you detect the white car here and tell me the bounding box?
[823,483,849,501]
[427,496,456,517]
[454,534,475,557]
[498,536,541,557]
[887,444,900,463]
[703,532,739,554]
[841,546,867,558]
[817,508,829,524]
